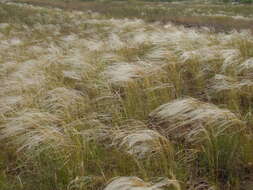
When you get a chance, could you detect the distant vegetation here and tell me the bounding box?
[77,0,253,3]
[16,0,253,33]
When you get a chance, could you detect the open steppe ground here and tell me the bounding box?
[1,0,253,190]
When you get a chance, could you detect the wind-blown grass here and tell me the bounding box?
[1,1,253,190]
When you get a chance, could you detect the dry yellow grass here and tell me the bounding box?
[0,1,253,190]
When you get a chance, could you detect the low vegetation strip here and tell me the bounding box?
[14,0,253,32]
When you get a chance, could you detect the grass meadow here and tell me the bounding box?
[0,0,253,189]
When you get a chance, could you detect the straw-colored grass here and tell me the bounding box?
[1,1,253,190]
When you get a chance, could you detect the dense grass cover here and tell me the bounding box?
[0,1,253,190]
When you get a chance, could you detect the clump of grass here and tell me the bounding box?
[111,123,174,160]
[149,98,243,143]
[207,74,253,111]
[197,125,244,185]
[149,98,246,186]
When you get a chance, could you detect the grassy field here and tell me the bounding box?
[15,0,253,32]
[0,0,253,190]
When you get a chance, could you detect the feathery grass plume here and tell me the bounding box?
[107,33,124,51]
[62,71,82,81]
[220,30,253,58]
[0,39,11,50]
[0,95,23,115]
[104,177,181,190]
[130,31,150,46]
[82,39,105,52]
[61,34,78,43]
[0,110,68,152]
[149,98,244,143]
[9,37,22,46]
[42,87,89,120]
[112,129,173,159]
[103,62,144,86]
[144,47,169,62]
[207,74,253,110]
[60,50,95,73]
[167,29,210,54]
[41,56,79,87]
[237,57,253,75]
[148,30,169,47]
[45,44,64,59]
[221,49,241,72]
[180,46,220,63]
[27,45,47,56]
[1,60,45,94]
[208,74,253,94]
[0,23,9,30]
